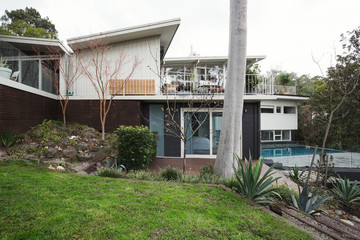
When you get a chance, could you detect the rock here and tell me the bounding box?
[56,166,65,171]
[44,147,58,158]
[340,219,354,226]
[25,155,38,161]
[335,210,343,216]
[90,146,100,152]
[353,217,360,223]
[76,170,88,175]
[62,147,77,158]
[48,165,55,170]
[83,163,97,174]
[75,142,88,151]
[28,142,39,148]
[77,152,94,161]
[0,149,8,157]
[45,158,66,165]
[81,128,98,140]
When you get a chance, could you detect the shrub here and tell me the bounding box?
[97,168,125,178]
[287,180,332,215]
[114,126,157,171]
[0,131,17,148]
[200,165,214,176]
[272,184,299,205]
[330,176,360,206]
[287,165,306,184]
[160,167,182,181]
[233,155,281,203]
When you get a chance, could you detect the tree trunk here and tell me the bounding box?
[214,0,247,178]
[316,110,334,183]
[62,110,67,128]
[183,142,187,174]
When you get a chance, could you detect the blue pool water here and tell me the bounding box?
[261,145,344,158]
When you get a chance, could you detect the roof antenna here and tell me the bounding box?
[189,45,200,57]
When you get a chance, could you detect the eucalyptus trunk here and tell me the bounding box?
[214,0,247,177]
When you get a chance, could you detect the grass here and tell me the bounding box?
[0,160,314,239]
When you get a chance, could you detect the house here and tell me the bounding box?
[0,18,307,162]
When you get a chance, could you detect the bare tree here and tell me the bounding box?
[163,95,217,174]
[36,47,83,127]
[78,38,139,140]
[214,0,248,177]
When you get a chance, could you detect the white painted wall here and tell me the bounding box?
[67,36,161,98]
[260,100,298,130]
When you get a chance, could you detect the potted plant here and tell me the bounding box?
[0,56,12,79]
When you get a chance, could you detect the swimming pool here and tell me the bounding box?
[261,145,343,158]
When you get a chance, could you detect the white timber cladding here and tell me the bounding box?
[68,36,161,98]
[260,100,298,130]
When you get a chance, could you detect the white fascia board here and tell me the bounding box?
[0,77,58,100]
[274,95,309,101]
[0,35,71,55]
[67,18,181,53]
[163,55,266,65]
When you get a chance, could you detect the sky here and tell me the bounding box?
[1,0,360,76]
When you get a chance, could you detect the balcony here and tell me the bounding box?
[161,73,296,96]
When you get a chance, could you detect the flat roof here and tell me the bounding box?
[0,35,70,54]
[163,55,266,65]
[67,18,181,58]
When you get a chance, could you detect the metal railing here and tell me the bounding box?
[161,73,297,95]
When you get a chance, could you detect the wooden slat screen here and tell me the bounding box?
[109,79,155,95]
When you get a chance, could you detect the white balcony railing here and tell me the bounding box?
[161,73,297,96]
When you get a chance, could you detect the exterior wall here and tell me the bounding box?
[144,102,260,159]
[68,36,161,98]
[243,102,261,159]
[0,81,59,133]
[66,100,142,131]
[260,100,298,130]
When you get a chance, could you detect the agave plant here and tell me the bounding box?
[0,131,17,148]
[287,165,306,184]
[287,180,332,215]
[331,176,360,206]
[233,155,281,204]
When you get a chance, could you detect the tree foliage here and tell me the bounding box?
[298,26,360,151]
[0,7,57,39]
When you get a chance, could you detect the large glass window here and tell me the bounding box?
[41,60,58,94]
[212,112,222,155]
[185,112,210,155]
[21,60,39,89]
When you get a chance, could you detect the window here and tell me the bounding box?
[276,106,282,113]
[261,105,274,113]
[261,130,291,142]
[282,130,290,141]
[185,112,210,155]
[183,110,223,156]
[284,106,296,114]
[261,131,274,141]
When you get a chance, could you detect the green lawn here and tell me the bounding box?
[0,160,313,239]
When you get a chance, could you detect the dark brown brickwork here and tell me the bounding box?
[66,100,142,131]
[0,84,59,133]
[148,157,215,174]
[0,84,143,133]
